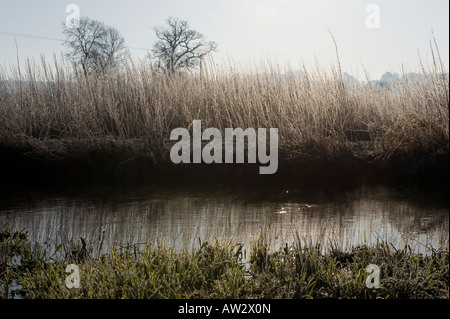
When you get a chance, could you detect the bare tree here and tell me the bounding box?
[62,16,126,75]
[151,17,217,76]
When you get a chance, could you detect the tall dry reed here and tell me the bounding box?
[0,45,448,166]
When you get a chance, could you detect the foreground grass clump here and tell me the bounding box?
[1,229,448,299]
[249,235,449,299]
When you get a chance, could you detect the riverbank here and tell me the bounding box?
[1,229,448,299]
[0,135,448,190]
[0,55,448,190]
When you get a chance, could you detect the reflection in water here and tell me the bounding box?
[0,186,448,254]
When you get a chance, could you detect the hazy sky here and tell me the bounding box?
[0,0,448,80]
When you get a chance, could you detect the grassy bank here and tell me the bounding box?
[0,43,448,187]
[1,229,448,299]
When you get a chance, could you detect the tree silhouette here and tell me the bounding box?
[63,16,126,75]
[151,17,217,76]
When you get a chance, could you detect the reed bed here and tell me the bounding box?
[1,228,448,299]
[0,43,448,185]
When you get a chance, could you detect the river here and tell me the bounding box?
[0,184,448,255]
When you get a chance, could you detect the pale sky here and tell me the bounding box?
[0,0,448,80]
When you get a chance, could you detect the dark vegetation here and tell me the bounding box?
[0,229,448,299]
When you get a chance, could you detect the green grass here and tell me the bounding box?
[1,228,448,299]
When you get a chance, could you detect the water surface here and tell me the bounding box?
[0,185,448,254]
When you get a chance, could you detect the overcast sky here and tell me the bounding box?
[0,0,448,80]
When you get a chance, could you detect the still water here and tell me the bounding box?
[0,185,448,254]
